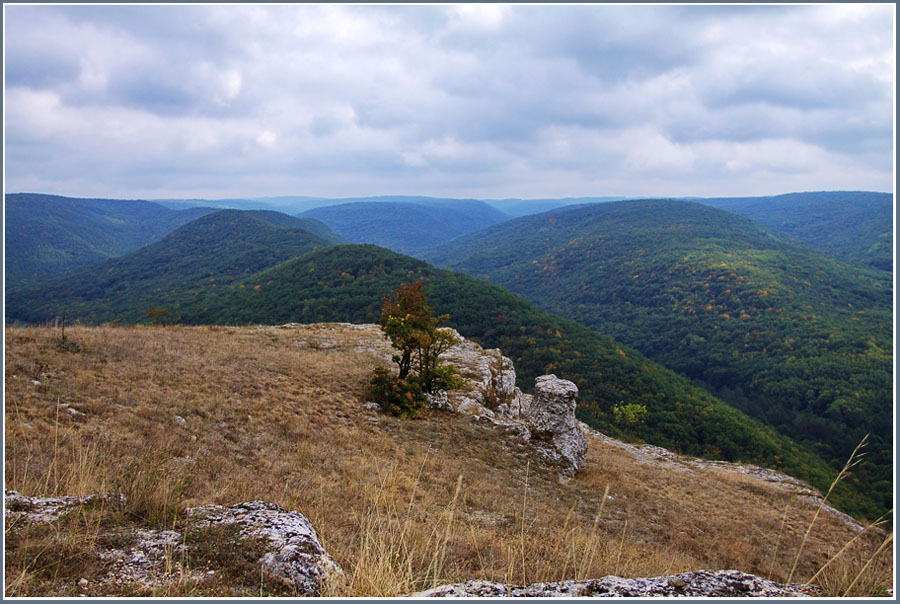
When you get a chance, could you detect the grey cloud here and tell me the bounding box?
[3,4,893,199]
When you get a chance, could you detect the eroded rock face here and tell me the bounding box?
[524,375,587,475]
[414,570,820,597]
[438,330,530,419]
[189,501,344,595]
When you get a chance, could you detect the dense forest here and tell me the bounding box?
[4,193,216,289]
[424,199,893,518]
[695,191,893,271]
[5,213,886,518]
[301,199,509,254]
[5,210,338,324]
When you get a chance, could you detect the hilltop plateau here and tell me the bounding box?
[4,323,891,596]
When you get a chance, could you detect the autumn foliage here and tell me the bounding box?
[373,282,462,415]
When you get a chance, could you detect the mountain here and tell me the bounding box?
[694,191,893,271]
[236,210,347,243]
[300,199,510,255]
[5,209,337,325]
[422,199,893,518]
[4,193,217,289]
[484,196,627,217]
[4,220,877,518]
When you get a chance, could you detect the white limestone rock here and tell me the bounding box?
[414,569,820,597]
[189,500,344,596]
[523,375,587,475]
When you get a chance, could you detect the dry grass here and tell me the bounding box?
[4,324,893,597]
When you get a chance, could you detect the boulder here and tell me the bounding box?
[414,570,820,597]
[523,375,587,475]
[189,501,344,596]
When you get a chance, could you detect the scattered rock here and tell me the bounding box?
[99,528,192,587]
[424,391,453,412]
[174,415,187,425]
[189,501,344,596]
[523,375,587,475]
[414,570,820,597]
[5,490,124,524]
[363,401,381,412]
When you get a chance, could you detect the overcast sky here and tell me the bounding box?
[4,4,895,200]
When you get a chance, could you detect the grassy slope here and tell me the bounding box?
[422,199,893,518]
[5,325,889,596]
[694,191,893,271]
[300,200,510,254]
[4,193,217,288]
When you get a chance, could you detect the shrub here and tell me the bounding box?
[369,367,426,417]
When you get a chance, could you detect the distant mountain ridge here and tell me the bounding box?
[693,191,893,271]
[4,193,217,289]
[6,209,337,324]
[300,199,510,255]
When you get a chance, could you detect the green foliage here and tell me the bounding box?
[6,209,337,325]
[421,359,466,394]
[424,199,893,520]
[379,281,462,394]
[4,193,217,289]
[368,367,426,417]
[301,200,509,255]
[697,191,893,272]
[612,402,647,427]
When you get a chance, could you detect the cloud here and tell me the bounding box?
[3,4,893,199]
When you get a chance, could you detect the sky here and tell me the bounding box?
[3,3,895,200]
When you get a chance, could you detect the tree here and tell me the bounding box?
[375,282,462,416]
[380,281,454,383]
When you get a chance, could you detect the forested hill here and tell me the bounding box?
[5,209,336,325]
[4,234,871,517]
[694,191,893,271]
[300,199,510,255]
[4,193,217,289]
[422,199,893,518]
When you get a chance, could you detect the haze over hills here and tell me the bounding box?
[423,199,893,518]
[300,199,510,255]
[3,207,883,519]
[692,191,893,271]
[4,193,217,289]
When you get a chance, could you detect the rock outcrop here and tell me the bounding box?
[5,491,343,596]
[522,375,588,475]
[414,570,821,597]
[188,501,344,595]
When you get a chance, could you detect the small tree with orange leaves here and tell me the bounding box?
[374,281,462,415]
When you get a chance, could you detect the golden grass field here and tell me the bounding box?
[4,324,893,596]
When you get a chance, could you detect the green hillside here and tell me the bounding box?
[300,199,510,254]
[3,220,883,517]
[423,199,893,518]
[5,209,336,325]
[4,193,217,288]
[696,191,893,271]
[236,210,347,243]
